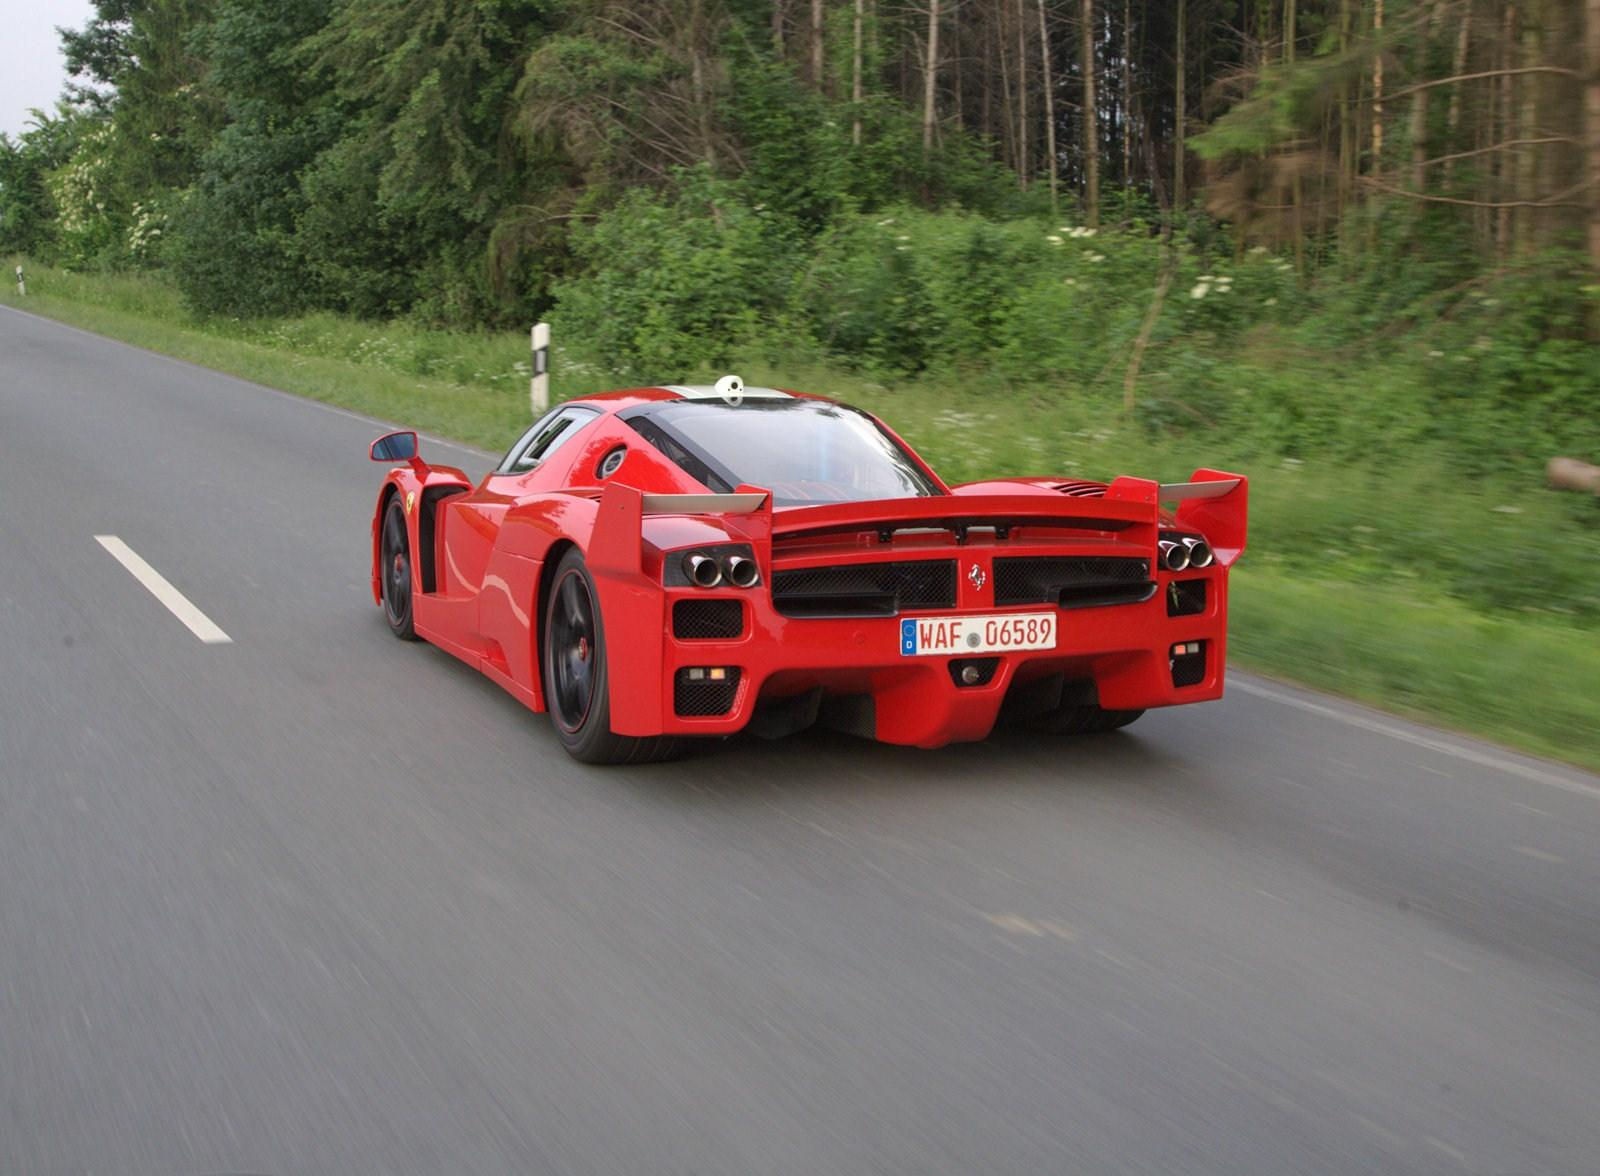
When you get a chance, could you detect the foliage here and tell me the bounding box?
[550,167,794,375]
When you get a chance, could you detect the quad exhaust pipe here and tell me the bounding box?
[683,553,723,588]
[724,555,760,588]
[1157,540,1191,573]
[1182,537,1214,568]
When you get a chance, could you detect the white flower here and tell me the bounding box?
[1263,297,1278,306]
[1046,235,1063,245]
[895,245,910,251]
[1427,349,1443,358]
[1190,283,1210,299]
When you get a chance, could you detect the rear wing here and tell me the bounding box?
[640,492,767,515]
[589,469,1246,573]
[1164,469,1247,566]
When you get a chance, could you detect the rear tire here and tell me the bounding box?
[379,496,418,640]
[541,549,680,765]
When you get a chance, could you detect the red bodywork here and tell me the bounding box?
[371,388,1247,748]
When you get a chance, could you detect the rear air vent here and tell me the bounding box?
[1166,579,1207,617]
[672,599,743,640]
[772,560,957,618]
[674,668,742,716]
[993,556,1153,609]
[1050,481,1107,498]
[1171,642,1207,688]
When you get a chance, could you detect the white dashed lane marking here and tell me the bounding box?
[94,535,233,645]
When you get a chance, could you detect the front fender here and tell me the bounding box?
[369,466,473,603]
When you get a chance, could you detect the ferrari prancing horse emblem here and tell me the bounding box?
[968,563,986,591]
[405,490,416,515]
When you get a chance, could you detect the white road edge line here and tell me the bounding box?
[1230,678,1599,799]
[94,535,233,645]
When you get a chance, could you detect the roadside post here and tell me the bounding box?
[530,322,550,416]
[15,265,23,296]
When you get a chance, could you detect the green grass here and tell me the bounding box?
[7,261,1598,772]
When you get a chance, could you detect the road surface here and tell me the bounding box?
[3,305,1598,1175]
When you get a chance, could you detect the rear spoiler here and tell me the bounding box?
[1158,477,1242,502]
[640,492,768,515]
[1168,469,1247,566]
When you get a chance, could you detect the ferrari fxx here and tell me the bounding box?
[370,379,1246,763]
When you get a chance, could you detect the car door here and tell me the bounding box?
[439,406,602,597]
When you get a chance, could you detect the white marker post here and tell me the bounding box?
[530,322,550,416]
[15,265,24,296]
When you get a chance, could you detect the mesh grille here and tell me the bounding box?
[672,599,743,640]
[1172,644,1208,688]
[993,556,1152,608]
[674,668,742,716]
[772,560,956,617]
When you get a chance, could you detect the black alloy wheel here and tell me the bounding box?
[380,496,417,639]
[540,548,681,765]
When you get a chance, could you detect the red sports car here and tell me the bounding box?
[369,379,1247,763]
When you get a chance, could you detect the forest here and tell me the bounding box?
[3,0,1599,471]
[4,0,1600,761]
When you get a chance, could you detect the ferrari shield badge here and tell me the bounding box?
[405,490,416,515]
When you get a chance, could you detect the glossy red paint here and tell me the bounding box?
[370,390,1247,749]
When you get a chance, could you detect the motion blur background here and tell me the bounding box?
[3,0,1599,766]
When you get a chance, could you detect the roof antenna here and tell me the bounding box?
[713,374,744,404]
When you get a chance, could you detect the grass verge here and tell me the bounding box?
[6,263,1597,773]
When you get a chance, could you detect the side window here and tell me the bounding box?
[499,406,598,473]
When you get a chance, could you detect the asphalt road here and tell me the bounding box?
[3,304,1599,1176]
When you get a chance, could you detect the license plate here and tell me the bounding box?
[899,612,1057,656]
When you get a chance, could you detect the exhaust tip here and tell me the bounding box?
[684,553,722,588]
[1183,538,1213,568]
[1158,540,1191,573]
[725,555,759,588]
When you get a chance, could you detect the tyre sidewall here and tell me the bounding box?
[381,497,416,639]
[542,550,615,761]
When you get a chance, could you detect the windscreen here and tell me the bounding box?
[627,399,943,506]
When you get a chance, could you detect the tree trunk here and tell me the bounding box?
[1121,0,1132,192]
[1083,0,1098,224]
[811,0,825,90]
[1444,10,1470,190]
[1173,0,1186,210]
[1516,1,1540,254]
[1373,0,1385,167]
[852,0,864,145]
[1498,5,1516,255]
[1588,0,1600,273]
[923,0,940,154]
[1018,0,1030,186]
[1286,0,1303,275]
[1039,0,1058,213]
[772,0,786,58]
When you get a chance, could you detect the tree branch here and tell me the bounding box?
[1417,136,1578,170]
[1358,174,1594,209]
[1380,65,1580,105]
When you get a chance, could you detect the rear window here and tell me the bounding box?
[623,399,941,507]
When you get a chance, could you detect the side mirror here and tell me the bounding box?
[370,431,418,463]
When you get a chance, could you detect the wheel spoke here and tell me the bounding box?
[550,570,598,733]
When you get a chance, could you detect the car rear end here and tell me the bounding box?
[602,475,1245,748]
